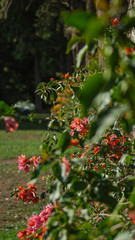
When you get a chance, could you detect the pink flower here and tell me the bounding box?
[18,154,27,165]
[30,156,41,167]
[16,205,53,239]
[70,117,88,136]
[28,215,43,229]
[40,204,54,221]
[4,116,19,132]
[17,154,30,173]
[80,152,86,158]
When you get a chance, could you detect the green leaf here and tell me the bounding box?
[31,160,55,180]
[64,208,74,224]
[122,14,135,31]
[71,180,87,192]
[119,154,132,166]
[57,131,71,153]
[114,231,132,240]
[89,105,128,143]
[130,186,135,207]
[51,89,57,102]
[52,162,62,182]
[76,44,88,68]
[90,178,118,210]
[62,10,105,43]
[58,229,67,240]
[78,73,104,112]
[31,164,42,179]
[0,101,14,116]
[62,10,93,33]
[50,180,61,201]
[86,16,105,43]
[66,36,85,54]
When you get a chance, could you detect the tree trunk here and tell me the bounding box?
[95,0,108,69]
[34,54,42,112]
[85,0,96,66]
[128,0,135,43]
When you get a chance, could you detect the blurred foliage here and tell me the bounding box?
[0,0,70,106]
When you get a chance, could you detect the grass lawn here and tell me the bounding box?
[0,115,50,239]
[0,129,45,160]
[0,115,48,160]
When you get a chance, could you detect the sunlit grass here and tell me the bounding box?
[0,130,46,160]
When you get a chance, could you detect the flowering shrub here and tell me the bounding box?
[17,155,41,172]
[11,183,39,204]
[11,3,135,240]
[17,204,53,240]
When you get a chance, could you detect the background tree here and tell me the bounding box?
[0,0,73,111]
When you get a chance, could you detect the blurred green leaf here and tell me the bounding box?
[119,154,132,166]
[66,36,85,54]
[89,105,128,143]
[79,73,104,113]
[90,178,118,210]
[0,101,14,116]
[50,180,61,201]
[76,44,88,68]
[71,180,87,192]
[130,186,135,207]
[122,13,135,31]
[114,231,132,240]
[58,131,71,153]
[63,10,105,44]
[62,10,93,33]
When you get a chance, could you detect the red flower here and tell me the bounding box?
[94,146,100,154]
[101,163,105,168]
[128,209,135,224]
[70,138,79,146]
[65,73,70,78]
[124,47,135,56]
[4,116,19,132]
[93,166,98,172]
[110,17,120,27]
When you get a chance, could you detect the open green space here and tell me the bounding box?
[0,129,44,160]
[0,116,50,239]
[0,115,49,160]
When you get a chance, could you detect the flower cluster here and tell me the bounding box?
[14,183,39,204]
[4,116,19,132]
[17,204,53,240]
[103,133,130,162]
[70,117,89,137]
[124,47,135,56]
[17,154,41,173]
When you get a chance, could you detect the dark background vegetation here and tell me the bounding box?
[0,0,86,111]
[0,0,129,111]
